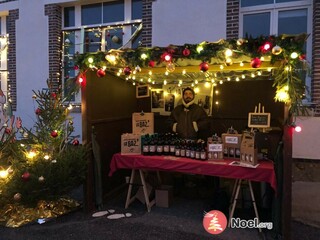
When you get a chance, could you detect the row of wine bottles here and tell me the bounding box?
[141,133,208,160]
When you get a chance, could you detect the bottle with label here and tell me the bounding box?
[185,140,191,158]
[142,134,150,155]
[190,141,196,159]
[163,133,170,155]
[156,134,163,155]
[175,140,181,157]
[149,135,156,155]
[200,141,207,160]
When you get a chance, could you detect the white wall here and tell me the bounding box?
[15,0,48,129]
[152,0,227,46]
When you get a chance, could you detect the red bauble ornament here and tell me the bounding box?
[123,66,132,75]
[299,54,306,60]
[199,62,209,72]
[51,130,58,138]
[21,172,30,182]
[73,65,79,70]
[51,92,57,99]
[161,52,172,62]
[182,48,191,56]
[250,58,262,68]
[5,128,11,134]
[96,68,106,78]
[72,139,80,146]
[35,108,41,115]
[148,60,155,68]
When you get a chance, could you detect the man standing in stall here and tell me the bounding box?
[167,87,209,140]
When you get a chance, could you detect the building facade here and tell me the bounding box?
[0,0,318,230]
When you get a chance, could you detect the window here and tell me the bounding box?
[64,7,75,27]
[240,0,312,102]
[243,13,270,38]
[103,1,124,23]
[81,3,102,25]
[62,1,143,104]
[132,0,142,20]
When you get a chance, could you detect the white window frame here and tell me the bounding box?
[62,0,142,104]
[0,14,8,103]
[239,0,313,103]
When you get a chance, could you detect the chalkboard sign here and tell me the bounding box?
[248,112,270,128]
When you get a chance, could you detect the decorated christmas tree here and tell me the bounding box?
[0,79,88,227]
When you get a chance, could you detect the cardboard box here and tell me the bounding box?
[222,133,242,158]
[121,133,141,155]
[207,137,224,160]
[132,112,154,134]
[156,185,173,208]
[240,132,258,165]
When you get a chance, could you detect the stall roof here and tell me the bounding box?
[74,33,308,114]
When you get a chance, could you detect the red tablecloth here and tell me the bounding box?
[109,153,277,192]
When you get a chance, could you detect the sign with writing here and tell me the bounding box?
[132,112,154,134]
[225,136,239,144]
[121,134,141,155]
[208,143,223,152]
[248,113,270,128]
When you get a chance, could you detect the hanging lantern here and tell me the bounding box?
[199,62,209,72]
[272,45,283,55]
[250,58,262,68]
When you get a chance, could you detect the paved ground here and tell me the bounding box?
[0,185,319,240]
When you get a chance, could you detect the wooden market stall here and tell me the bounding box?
[78,34,308,239]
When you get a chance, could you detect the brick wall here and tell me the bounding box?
[312,0,320,116]
[226,0,239,39]
[7,9,18,111]
[45,4,62,93]
[141,0,156,47]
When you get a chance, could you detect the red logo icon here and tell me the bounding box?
[203,210,227,235]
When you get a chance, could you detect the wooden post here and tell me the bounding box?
[81,74,95,212]
[282,111,292,239]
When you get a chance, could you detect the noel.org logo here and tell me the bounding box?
[202,210,227,235]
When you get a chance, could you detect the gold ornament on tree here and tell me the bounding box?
[166,62,175,72]
[272,45,283,55]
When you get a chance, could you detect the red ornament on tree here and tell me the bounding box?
[5,128,11,134]
[148,60,155,68]
[72,139,80,146]
[199,62,209,72]
[250,58,262,68]
[35,108,41,115]
[182,48,191,56]
[73,65,79,70]
[96,68,106,78]
[21,172,30,182]
[299,54,306,60]
[123,66,132,75]
[51,92,57,99]
[51,130,58,138]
